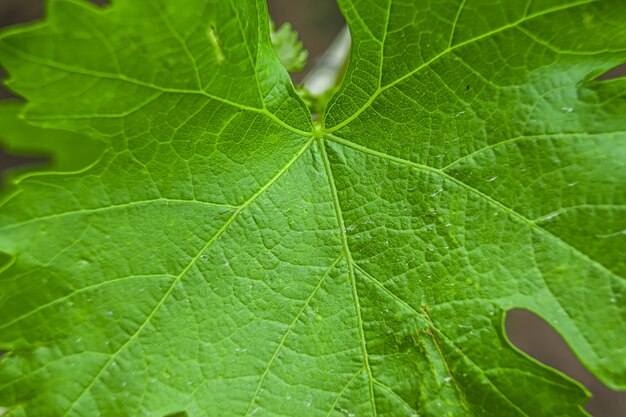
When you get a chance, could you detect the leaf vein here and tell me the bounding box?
[327,0,595,133]
[59,137,315,416]
[326,133,624,283]
[319,138,378,417]
[243,253,345,416]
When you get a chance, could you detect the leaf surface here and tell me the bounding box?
[0,0,625,416]
[0,101,102,178]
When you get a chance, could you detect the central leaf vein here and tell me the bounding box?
[319,137,378,417]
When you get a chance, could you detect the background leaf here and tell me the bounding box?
[270,21,308,73]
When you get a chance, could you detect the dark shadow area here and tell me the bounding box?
[163,412,188,417]
[0,0,43,28]
[0,149,46,181]
[598,65,626,80]
[506,309,626,416]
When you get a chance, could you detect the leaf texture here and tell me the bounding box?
[0,0,625,416]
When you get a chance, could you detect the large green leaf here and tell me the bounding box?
[0,0,625,416]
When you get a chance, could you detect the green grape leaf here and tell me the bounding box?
[0,0,625,416]
[270,20,308,73]
[0,101,102,180]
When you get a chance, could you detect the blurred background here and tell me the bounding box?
[0,1,624,415]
